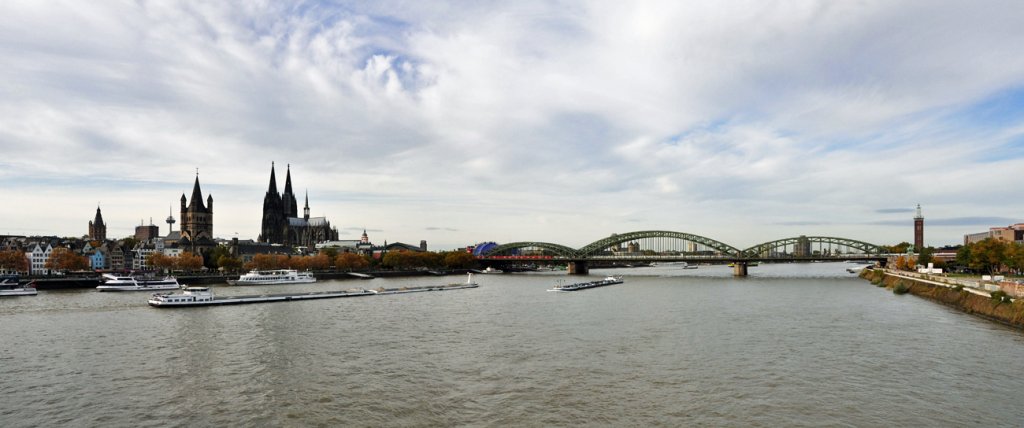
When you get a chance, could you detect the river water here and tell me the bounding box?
[2,263,1022,427]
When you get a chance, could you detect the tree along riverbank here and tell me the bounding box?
[860,268,1024,329]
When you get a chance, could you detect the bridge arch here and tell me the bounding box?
[742,236,884,258]
[480,241,579,258]
[577,230,741,258]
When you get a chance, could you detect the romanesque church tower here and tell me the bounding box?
[180,174,213,251]
[88,205,107,241]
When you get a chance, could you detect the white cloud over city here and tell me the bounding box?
[2,0,1023,249]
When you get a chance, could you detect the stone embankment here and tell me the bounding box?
[860,268,1024,329]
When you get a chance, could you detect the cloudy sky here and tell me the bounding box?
[2,1,1023,250]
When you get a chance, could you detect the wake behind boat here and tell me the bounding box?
[548,276,623,292]
[97,273,181,292]
[227,269,316,285]
[0,275,37,296]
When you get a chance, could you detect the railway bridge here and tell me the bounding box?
[475,231,887,276]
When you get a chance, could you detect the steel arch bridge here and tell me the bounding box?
[476,231,887,275]
[741,236,885,258]
[483,241,579,258]
[576,230,741,257]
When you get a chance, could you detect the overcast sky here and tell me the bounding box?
[2,1,1023,250]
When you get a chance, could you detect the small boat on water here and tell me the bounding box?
[548,276,623,292]
[227,269,316,285]
[0,275,37,296]
[480,267,503,274]
[97,273,181,292]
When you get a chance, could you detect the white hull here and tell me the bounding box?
[0,288,38,296]
[227,277,317,285]
[98,274,180,291]
[228,269,317,286]
[97,283,181,292]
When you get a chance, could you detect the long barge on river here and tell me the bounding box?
[149,274,478,307]
[547,276,624,292]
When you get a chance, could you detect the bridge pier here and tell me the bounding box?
[568,261,589,275]
[733,261,748,277]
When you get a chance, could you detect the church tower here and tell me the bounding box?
[282,164,299,219]
[88,205,107,241]
[914,204,924,252]
[180,173,214,250]
[259,162,285,244]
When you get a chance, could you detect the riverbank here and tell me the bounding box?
[27,268,477,289]
[860,268,1024,329]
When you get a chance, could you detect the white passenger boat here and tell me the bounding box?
[0,275,37,296]
[227,269,316,285]
[548,276,623,292]
[96,273,181,291]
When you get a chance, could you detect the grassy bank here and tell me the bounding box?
[860,268,1024,329]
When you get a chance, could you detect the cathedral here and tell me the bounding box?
[259,163,338,248]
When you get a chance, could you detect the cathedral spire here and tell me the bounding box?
[268,162,279,194]
[281,163,297,218]
[284,163,294,194]
[303,189,310,220]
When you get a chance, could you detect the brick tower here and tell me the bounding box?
[914,204,924,252]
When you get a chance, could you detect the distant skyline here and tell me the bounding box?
[2,1,1023,249]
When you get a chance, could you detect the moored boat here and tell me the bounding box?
[0,275,37,296]
[97,273,181,291]
[227,269,316,285]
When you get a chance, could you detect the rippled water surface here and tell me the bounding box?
[2,263,1023,426]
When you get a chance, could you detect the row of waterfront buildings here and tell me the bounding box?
[2,164,431,275]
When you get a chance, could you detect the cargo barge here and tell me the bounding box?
[149,274,479,307]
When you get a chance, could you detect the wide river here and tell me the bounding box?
[2,263,1023,427]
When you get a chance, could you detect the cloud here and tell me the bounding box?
[869,217,1021,227]
[876,208,916,214]
[2,1,1024,248]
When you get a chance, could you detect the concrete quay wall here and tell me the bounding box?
[861,268,1024,329]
